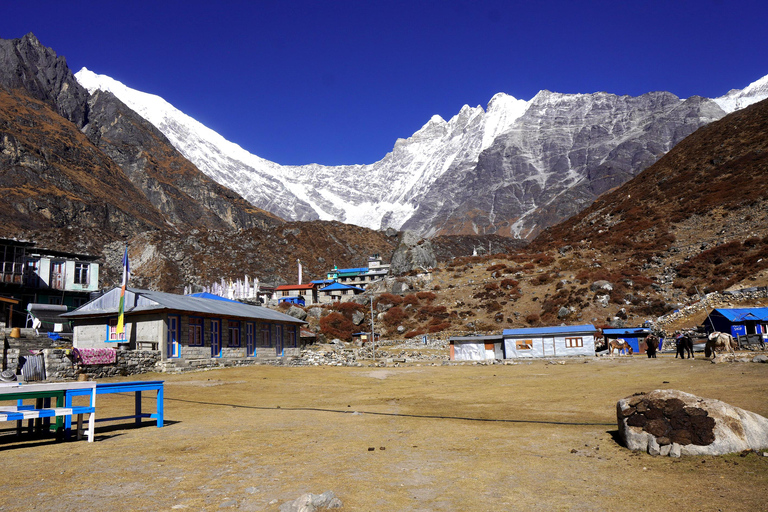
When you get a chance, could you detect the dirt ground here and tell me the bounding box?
[2,355,768,512]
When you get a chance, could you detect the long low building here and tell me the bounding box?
[502,325,597,359]
[450,325,597,360]
[62,287,306,361]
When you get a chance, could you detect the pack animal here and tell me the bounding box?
[644,334,659,358]
[675,333,694,359]
[609,339,633,356]
[705,332,736,358]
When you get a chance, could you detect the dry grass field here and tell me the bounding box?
[2,355,768,512]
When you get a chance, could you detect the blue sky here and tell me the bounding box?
[2,1,767,166]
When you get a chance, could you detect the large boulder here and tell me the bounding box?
[389,231,437,275]
[617,389,768,456]
[286,306,308,321]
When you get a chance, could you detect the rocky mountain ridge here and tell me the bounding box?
[76,65,768,239]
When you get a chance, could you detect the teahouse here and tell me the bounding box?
[62,287,306,361]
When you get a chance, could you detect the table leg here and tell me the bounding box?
[135,391,142,426]
[157,386,164,427]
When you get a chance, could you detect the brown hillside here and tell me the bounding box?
[0,88,166,237]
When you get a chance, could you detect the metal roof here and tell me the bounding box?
[711,308,768,322]
[602,328,652,336]
[275,283,315,290]
[503,325,597,337]
[319,282,365,292]
[62,287,305,324]
[187,292,241,303]
[448,335,504,342]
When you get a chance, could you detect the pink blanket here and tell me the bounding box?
[73,348,117,365]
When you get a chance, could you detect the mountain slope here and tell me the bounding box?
[76,66,768,240]
[531,97,768,296]
[0,88,166,239]
[0,33,281,242]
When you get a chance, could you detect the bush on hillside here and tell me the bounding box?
[319,312,355,341]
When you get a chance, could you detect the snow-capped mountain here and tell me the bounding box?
[76,68,768,239]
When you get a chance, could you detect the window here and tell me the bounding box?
[516,339,533,350]
[259,323,271,347]
[74,262,89,285]
[228,321,240,347]
[565,337,583,348]
[108,318,120,341]
[189,317,203,346]
[287,325,297,348]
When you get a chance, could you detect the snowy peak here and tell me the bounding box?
[714,73,768,113]
[75,66,768,240]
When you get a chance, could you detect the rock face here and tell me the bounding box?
[617,389,768,456]
[0,33,89,127]
[389,231,438,275]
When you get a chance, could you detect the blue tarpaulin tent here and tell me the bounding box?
[602,327,654,353]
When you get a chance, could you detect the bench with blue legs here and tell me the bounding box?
[64,380,164,439]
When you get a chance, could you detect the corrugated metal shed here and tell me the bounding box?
[602,328,652,337]
[62,287,305,324]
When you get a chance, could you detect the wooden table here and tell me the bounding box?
[0,381,97,442]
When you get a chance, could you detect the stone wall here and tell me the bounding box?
[3,348,161,380]
[655,287,768,329]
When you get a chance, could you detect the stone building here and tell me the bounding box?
[62,287,306,362]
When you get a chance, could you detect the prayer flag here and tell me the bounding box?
[116,247,130,338]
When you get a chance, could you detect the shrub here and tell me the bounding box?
[500,278,519,290]
[319,312,355,341]
[428,322,451,333]
[416,291,436,302]
[376,293,403,306]
[334,301,366,318]
[383,306,408,326]
[418,305,448,320]
[525,313,540,325]
[403,328,427,338]
[403,294,420,306]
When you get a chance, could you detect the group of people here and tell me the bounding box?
[640,330,697,359]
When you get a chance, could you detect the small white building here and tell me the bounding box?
[502,325,597,359]
[449,335,504,361]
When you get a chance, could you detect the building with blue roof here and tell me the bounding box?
[704,308,768,342]
[318,282,366,304]
[501,324,598,359]
[325,255,390,289]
